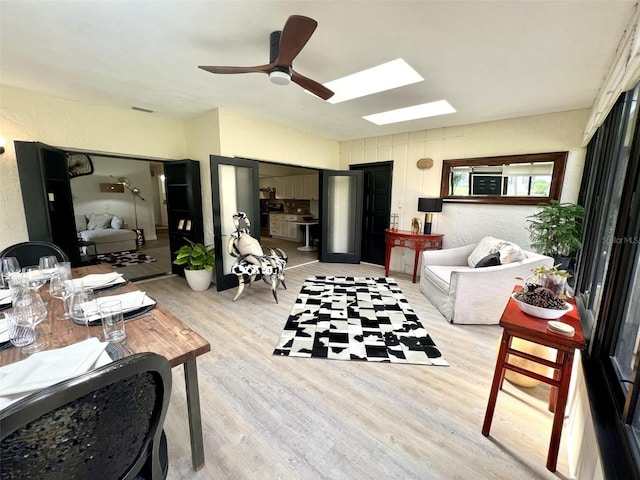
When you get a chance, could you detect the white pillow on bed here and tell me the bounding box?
[111,216,124,229]
[87,213,113,230]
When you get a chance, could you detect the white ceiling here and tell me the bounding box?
[0,1,635,141]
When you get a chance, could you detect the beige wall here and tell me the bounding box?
[0,85,187,248]
[340,109,589,275]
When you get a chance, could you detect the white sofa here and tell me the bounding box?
[75,213,137,255]
[419,238,554,325]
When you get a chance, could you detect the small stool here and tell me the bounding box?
[482,289,585,472]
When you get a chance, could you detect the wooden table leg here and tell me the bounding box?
[384,242,392,277]
[546,350,574,472]
[412,248,421,283]
[184,358,205,470]
[482,331,511,436]
[549,349,564,413]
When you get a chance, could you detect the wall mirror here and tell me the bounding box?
[439,151,567,205]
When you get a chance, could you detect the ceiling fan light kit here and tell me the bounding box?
[269,70,291,85]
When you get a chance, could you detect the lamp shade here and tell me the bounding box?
[418,197,443,212]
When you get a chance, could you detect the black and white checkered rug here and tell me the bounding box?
[273,276,448,366]
[97,250,156,268]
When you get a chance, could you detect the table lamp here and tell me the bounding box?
[417,198,443,234]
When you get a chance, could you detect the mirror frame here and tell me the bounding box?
[439,151,567,205]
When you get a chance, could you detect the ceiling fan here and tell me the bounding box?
[199,15,334,100]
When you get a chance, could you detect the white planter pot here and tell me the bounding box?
[184,268,213,291]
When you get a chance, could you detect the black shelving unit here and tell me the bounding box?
[164,160,204,275]
[15,141,81,266]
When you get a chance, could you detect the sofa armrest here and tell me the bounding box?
[422,243,478,266]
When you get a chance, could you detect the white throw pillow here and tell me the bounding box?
[111,216,124,230]
[236,234,264,265]
[498,243,526,264]
[467,236,526,267]
[87,213,113,230]
[467,236,503,267]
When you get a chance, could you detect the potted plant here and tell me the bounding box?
[530,264,572,297]
[173,238,215,291]
[526,200,585,270]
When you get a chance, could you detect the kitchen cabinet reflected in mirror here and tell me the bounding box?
[440,151,567,205]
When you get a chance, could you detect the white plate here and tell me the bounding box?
[0,339,108,396]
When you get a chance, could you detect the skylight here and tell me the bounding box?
[323,58,423,104]
[363,100,456,125]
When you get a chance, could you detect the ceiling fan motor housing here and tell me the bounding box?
[269,31,291,84]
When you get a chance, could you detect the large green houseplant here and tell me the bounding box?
[173,238,215,291]
[526,200,585,269]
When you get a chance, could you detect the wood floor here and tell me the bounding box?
[138,262,570,480]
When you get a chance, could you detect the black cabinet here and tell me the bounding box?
[164,160,204,275]
[15,141,80,266]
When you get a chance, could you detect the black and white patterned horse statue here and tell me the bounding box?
[227,212,288,303]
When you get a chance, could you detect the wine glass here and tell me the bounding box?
[38,256,59,280]
[69,286,98,339]
[22,266,46,292]
[16,291,49,354]
[49,270,74,320]
[1,257,20,289]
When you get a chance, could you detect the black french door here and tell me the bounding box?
[210,155,260,291]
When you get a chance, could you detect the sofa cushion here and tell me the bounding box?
[475,252,501,268]
[467,236,525,267]
[422,265,468,294]
[87,213,113,230]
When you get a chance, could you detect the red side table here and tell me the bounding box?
[384,229,443,282]
[481,288,586,472]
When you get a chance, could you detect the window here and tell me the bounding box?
[577,83,640,478]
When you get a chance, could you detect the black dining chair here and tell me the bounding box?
[0,352,172,480]
[0,240,70,267]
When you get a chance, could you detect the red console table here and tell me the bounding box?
[481,288,586,472]
[384,229,443,283]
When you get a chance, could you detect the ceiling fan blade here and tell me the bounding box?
[291,70,334,100]
[198,64,273,75]
[276,15,318,66]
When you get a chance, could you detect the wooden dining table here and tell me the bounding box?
[0,264,211,471]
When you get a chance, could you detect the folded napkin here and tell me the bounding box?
[0,338,109,406]
[72,272,125,289]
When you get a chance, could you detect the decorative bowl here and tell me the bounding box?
[510,293,573,320]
